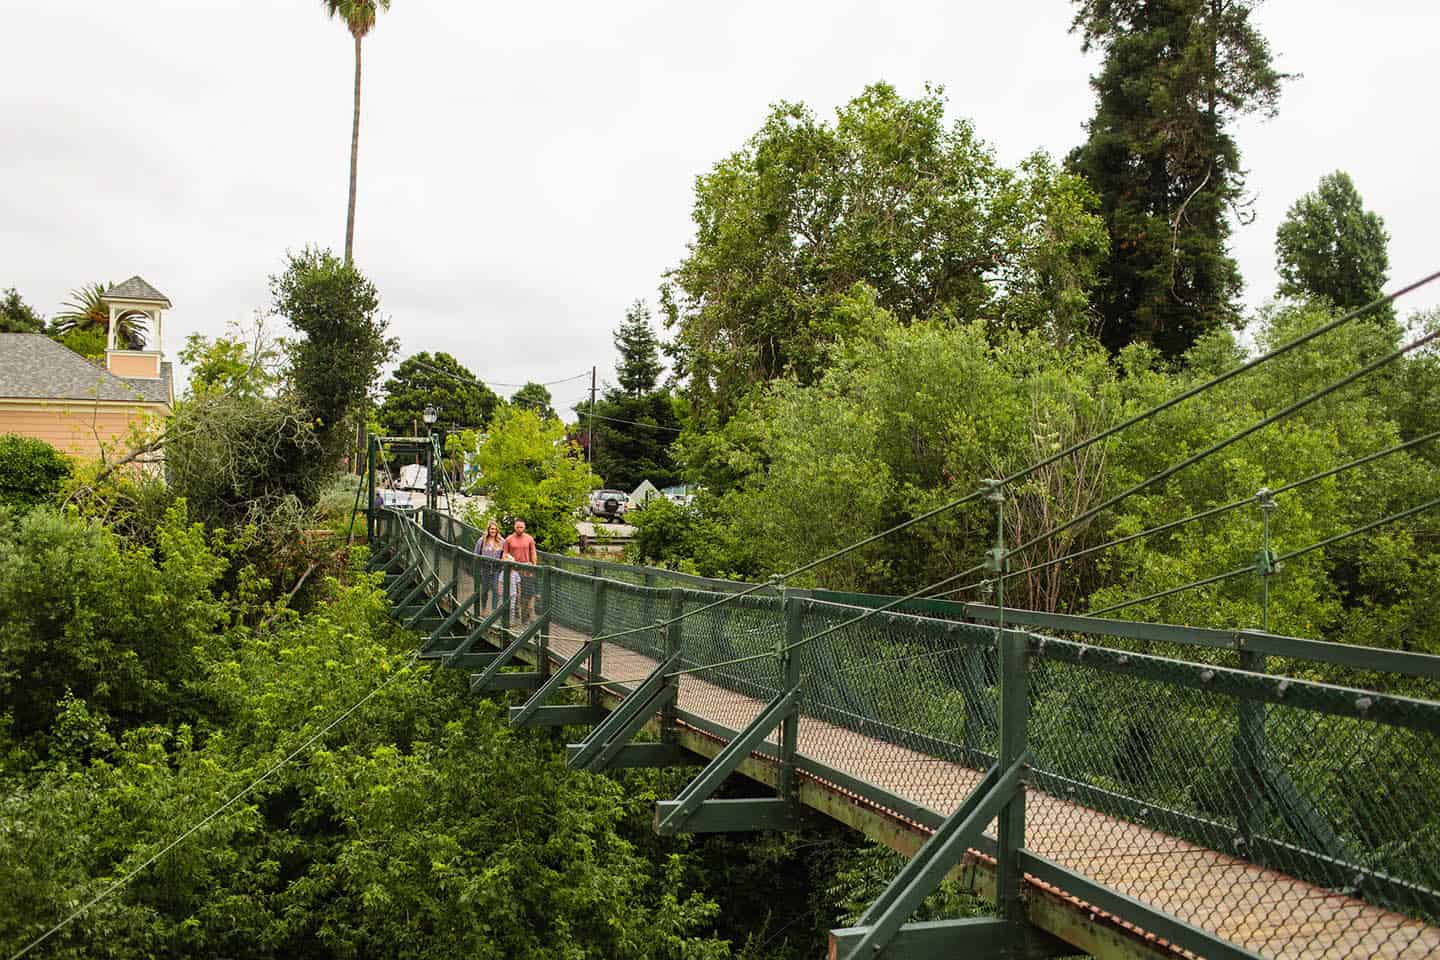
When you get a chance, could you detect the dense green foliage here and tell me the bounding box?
[165,392,326,529]
[1068,0,1287,358]
[378,351,500,435]
[1275,170,1392,320]
[662,82,1105,422]
[468,407,598,551]
[271,247,397,441]
[0,434,71,510]
[636,298,1440,660]
[0,287,43,333]
[0,509,742,959]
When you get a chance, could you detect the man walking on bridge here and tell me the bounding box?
[503,518,538,624]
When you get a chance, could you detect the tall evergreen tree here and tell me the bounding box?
[614,301,663,398]
[1069,0,1287,359]
[590,303,680,490]
[1275,170,1391,320]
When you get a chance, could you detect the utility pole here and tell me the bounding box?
[587,365,596,464]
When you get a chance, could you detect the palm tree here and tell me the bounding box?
[51,282,147,349]
[323,0,392,264]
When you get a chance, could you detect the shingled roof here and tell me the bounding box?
[0,334,172,404]
[103,276,171,306]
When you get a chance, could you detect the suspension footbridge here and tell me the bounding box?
[371,506,1440,960]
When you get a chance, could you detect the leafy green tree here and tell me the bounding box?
[1275,170,1392,321]
[271,246,397,446]
[615,300,663,397]
[663,82,1105,421]
[1068,0,1288,359]
[322,0,392,263]
[0,287,42,333]
[50,281,147,349]
[378,351,499,435]
[178,327,283,400]
[471,406,598,551]
[0,435,70,510]
[509,381,557,421]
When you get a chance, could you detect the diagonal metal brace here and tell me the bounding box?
[655,684,802,836]
[468,613,548,693]
[405,575,458,628]
[437,602,508,666]
[510,639,600,727]
[384,567,418,602]
[566,651,682,771]
[394,573,431,613]
[832,753,1029,960]
[419,591,476,653]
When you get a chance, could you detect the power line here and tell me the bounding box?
[5,653,421,960]
[588,412,683,433]
[402,357,590,394]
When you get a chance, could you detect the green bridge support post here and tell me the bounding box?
[1235,489,1276,852]
[589,576,607,713]
[660,588,683,749]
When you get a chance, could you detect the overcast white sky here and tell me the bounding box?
[2,1,1436,409]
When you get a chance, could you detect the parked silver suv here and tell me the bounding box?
[589,489,629,521]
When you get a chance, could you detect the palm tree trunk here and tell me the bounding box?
[345,32,362,263]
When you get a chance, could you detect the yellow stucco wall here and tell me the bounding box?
[105,351,163,380]
[0,400,169,460]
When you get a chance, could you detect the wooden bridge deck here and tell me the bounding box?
[501,618,1440,960]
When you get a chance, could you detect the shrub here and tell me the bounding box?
[0,434,71,510]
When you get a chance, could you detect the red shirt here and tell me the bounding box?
[503,532,537,564]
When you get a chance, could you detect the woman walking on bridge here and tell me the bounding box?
[475,520,504,613]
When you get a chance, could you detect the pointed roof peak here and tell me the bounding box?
[103,276,171,306]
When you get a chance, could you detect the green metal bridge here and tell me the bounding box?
[370,506,1440,960]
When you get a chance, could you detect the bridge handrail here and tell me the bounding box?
[413,506,1440,682]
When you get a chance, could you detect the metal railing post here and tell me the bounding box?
[502,559,513,627]
[591,576,608,710]
[984,479,1027,923]
[1235,488,1277,853]
[538,565,552,681]
[779,583,803,800]
[661,588,683,745]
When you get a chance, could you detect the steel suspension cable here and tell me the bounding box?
[977,326,1439,581]
[928,428,1440,600]
[1090,495,1440,617]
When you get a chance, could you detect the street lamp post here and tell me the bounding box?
[422,405,438,512]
